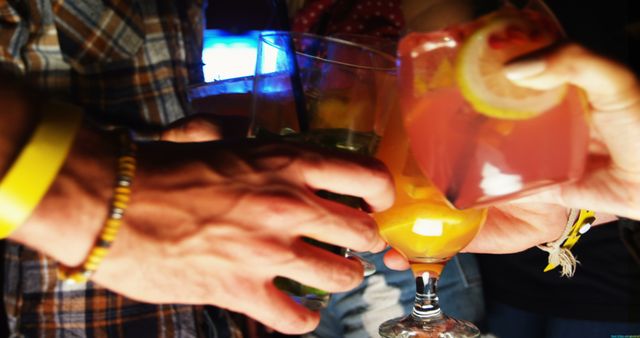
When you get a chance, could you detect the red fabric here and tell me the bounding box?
[292,0,405,39]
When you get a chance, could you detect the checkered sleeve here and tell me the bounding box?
[1,1,222,337]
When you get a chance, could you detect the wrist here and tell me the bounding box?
[11,121,119,266]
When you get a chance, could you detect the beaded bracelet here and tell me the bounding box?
[58,131,137,284]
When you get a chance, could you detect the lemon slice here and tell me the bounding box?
[455,13,566,120]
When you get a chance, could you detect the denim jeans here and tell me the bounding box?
[307,251,485,338]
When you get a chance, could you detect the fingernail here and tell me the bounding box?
[504,58,547,80]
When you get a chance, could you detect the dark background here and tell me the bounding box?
[206,0,640,73]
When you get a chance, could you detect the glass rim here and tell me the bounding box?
[258,30,397,72]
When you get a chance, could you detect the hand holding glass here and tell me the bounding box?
[249,31,396,310]
[402,0,589,210]
[375,0,589,336]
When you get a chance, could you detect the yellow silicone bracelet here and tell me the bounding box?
[0,101,83,238]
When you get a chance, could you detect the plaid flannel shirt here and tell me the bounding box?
[0,0,226,337]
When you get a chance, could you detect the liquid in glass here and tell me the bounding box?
[398,8,589,209]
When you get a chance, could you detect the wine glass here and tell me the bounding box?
[374,84,488,337]
[249,31,397,310]
[376,0,582,336]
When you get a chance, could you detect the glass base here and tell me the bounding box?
[379,313,480,338]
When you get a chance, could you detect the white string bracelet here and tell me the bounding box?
[537,209,596,277]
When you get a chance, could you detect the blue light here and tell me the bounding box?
[201,30,259,82]
[197,30,286,97]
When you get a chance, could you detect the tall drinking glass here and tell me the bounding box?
[249,31,396,310]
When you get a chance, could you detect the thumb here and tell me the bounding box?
[503,43,640,112]
[504,43,640,175]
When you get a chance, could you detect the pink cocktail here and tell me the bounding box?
[398,7,589,209]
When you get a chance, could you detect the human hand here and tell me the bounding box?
[449,45,639,256]
[463,203,619,254]
[462,44,639,254]
[384,43,640,267]
[501,43,640,220]
[90,139,393,334]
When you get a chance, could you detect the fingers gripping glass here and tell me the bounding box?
[249,31,397,310]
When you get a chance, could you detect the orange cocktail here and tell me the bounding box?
[374,95,487,278]
[374,87,486,338]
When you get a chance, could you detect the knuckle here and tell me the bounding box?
[553,44,589,72]
[248,239,295,265]
[348,215,381,250]
[253,187,301,207]
[249,188,310,226]
[367,165,394,191]
[290,241,314,263]
[324,259,363,290]
[293,151,326,176]
[290,242,362,290]
[256,155,298,173]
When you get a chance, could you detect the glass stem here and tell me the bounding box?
[411,272,443,320]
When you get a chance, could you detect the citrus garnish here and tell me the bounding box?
[455,12,566,120]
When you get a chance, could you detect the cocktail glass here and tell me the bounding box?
[375,83,488,337]
[400,0,589,210]
[377,0,587,336]
[249,31,396,310]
